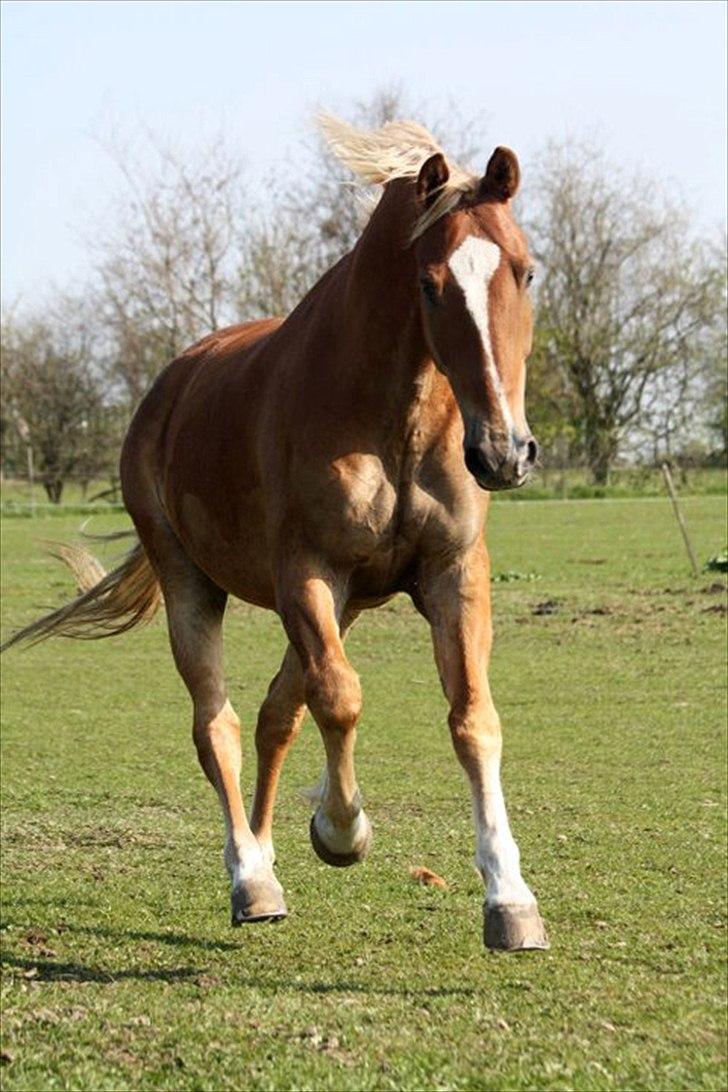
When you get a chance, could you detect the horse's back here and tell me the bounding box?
[123,317,281,482]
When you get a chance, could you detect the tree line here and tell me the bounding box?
[2,89,726,502]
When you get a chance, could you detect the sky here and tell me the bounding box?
[1,0,726,304]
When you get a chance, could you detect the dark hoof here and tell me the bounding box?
[231,876,287,926]
[309,812,372,868]
[484,903,550,952]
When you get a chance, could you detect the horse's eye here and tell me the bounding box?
[526,267,535,287]
[420,276,439,307]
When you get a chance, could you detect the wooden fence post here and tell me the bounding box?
[661,462,699,577]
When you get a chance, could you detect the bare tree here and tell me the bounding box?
[93,133,245,405]
[705,358,728,462]
[699,272,728,462]
[528,141,726,483]
[236,196,325,319]
[634,359,698,464]
[1,302,109,503]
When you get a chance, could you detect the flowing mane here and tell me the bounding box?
[316,113,479,240]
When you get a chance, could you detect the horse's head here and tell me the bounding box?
[414,148,537,491]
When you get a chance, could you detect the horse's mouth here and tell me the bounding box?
[464,447,529,492]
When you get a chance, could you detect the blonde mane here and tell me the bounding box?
[316,113,479,241]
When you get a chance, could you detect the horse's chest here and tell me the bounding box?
[306,451,478,573]
[321,454,399,555]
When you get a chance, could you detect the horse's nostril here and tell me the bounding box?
[526,439,538,466]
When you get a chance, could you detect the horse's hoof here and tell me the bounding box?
[231,875,287,925]
[309,812,372,868]
[484,903,550,952]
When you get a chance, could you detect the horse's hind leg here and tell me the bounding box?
[149,532,286,924]
[250,645,306,865]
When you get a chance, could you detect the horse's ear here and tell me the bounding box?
[416,153,450,208]
[480,146,520,202]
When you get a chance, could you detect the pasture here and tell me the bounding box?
[1,495,726,1091]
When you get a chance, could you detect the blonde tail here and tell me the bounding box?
[1,539,162,651]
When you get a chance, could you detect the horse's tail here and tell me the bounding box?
[1,537,162,652]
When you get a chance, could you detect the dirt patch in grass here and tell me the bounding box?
[531,599,561,615]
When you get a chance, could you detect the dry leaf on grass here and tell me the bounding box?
[409,866,448,889]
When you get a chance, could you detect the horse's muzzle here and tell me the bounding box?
[464,435,538,491]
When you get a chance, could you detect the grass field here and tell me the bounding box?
[1,496,726,1091]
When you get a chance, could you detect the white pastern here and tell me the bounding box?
[314,807,368,854]
[473,757,536,908]
[255,836,276,868]
[448,235,514,434]
[224,837,270,888]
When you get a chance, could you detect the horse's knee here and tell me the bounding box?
[305,657,362,732]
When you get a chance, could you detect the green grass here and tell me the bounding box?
[1,497,726,1090]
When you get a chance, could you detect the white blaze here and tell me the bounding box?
[448,236,514,434]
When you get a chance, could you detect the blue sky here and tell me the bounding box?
[2,0,726,303]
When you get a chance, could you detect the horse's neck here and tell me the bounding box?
[339,184,434,408]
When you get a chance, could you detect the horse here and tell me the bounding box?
[2,116,548,952]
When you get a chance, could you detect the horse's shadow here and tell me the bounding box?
[0,952,202,984]
[67,921,244,953]
[0,918,478,997]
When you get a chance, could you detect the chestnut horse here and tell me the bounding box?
[3,118,548,951]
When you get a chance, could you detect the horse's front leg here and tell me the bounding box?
[276,563,371,866]
[418,542,549,952]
